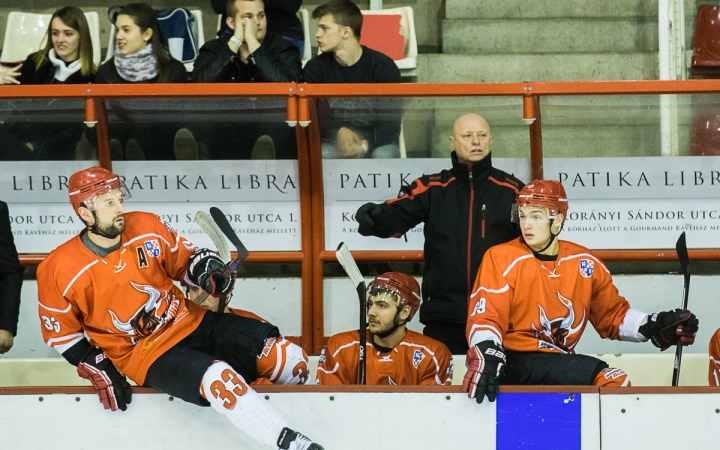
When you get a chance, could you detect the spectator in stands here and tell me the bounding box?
[96,3,193,160]
[192,0,302,159]
[304,0,402,159]
[0,6,96,161]
[212,0,304,54]
[354,114,524,354]
[0,200,23,354]
[317,272,453,385]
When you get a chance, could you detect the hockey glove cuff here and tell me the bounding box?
[77,347,132,411]
[462,341,506,404]
[639,309,699,351]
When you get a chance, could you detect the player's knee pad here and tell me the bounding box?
[200,361,288,447]
[256,338,310,385]
[593,367,631,387]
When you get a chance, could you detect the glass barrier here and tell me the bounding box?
[315,96,527,159]
[0,98,93,161]
[103,96,295,161]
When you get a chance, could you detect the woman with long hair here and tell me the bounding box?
[96,3,185,83]
[96,3,192,160]
[0,6,96,160]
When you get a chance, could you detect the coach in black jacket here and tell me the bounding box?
[192,0,301,83]
[0,201,23,354]
[356,114,524,354]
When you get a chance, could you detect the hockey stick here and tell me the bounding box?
[336,242,367,385]
[209,207,250,315]
[672,231,690,387]
[190,211,232,305]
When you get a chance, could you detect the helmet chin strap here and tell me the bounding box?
[86,211,122,240]
[523,218,562,254]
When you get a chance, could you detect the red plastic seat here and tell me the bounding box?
[359,14,404,61]
[689,113,720,155]
[691,5,720,77]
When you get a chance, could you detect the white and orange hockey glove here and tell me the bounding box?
[463,341,506,404]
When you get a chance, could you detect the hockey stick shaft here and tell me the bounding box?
[672,232,690,387]
[208,207,250,317]
[336,242,366,385]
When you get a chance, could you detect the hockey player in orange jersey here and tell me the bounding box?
[317,272,453,385]
[463,180,699,403]
[37,166,322,450]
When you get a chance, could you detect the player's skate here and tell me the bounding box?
[277,427,324,450]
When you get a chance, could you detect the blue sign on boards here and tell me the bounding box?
[496,393,582,450]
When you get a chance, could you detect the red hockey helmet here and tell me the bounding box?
[512,179,568,222]
[368,272,421,322]
[68,166,131,214]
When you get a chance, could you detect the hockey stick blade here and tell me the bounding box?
[336,242,364,288]
[194,211,231,263]
[672,231,691,387]
[335,242,367,385]
[209,207,250,276]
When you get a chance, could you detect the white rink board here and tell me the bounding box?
[0,391,605,450]
[600,393,720,449]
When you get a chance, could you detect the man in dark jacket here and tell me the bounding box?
[0,201,23,354]
[355,114,524,354]
[193,0,302,159]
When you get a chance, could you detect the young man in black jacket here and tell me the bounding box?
[192,0,302,159]
[355,114,524,354]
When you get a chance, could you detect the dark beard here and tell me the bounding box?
[94,216,125,239]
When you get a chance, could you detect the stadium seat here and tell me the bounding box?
[360,6,418,77]
[691,5,720,78]
[1,11,101,67]
[104,9,203,72]
[689,113,720,155]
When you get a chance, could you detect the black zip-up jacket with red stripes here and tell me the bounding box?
[359,152,523,326]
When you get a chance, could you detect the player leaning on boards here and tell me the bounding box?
[37,166,323,450]
[317,273,453,385]
[463,180,699,403]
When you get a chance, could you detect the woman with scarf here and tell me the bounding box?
[0,6,96,160]
[96,3,192,160]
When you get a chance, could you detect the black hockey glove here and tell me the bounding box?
[639,309,699,351]
[277,427,324,450]
[463,341,506,404]
[355,203,383,236]
[77,347,132,411]
[187,248,235,297]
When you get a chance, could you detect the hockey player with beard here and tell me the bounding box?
[463,180,699,403]
[317,272,453,385]
[37,166,323,450]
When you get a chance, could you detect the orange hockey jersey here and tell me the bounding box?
[316,329,453,385]
[709,328,720,386]
[37,211,206,385]
[467,238,647,353]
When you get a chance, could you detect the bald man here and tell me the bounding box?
[355,114,524,354]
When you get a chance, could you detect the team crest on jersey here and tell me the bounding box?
[108,282,180,344]
[579,259,594,278]
[144,240,161,258]
[318,347,327,365]
[531,291,586,353]
[412,350,425,369]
